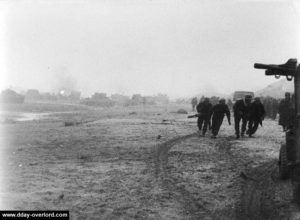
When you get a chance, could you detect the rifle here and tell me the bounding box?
[187,113,201,118]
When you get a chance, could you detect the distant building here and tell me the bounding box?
[111,94,130,105]
[25,89,40,100]
[130,94,143,105]
[26,89,40,97]
[68,91,81,101]
[92,92,107,100]
[143,96,156,105]
[154,94,169,104]
[81,92,115,107]
[232,91,254,101]
[0,89,25,104]
[41,92,57,101]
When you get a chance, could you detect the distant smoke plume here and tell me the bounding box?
[53,66,77,94]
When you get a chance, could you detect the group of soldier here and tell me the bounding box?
[192,92,294,139]
[195,98,230,138]
[233,95,265,139]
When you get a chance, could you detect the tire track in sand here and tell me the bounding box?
[236,160,280,220]
[215,138,281,219]
[153,132,208,219]
[153,134,286,220]
[153,134,245,219]
[154,132,198,176]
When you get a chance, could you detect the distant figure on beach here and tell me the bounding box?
[262,97,278,120]
[210,99,231,139]
[227,99,233,111]
[271,98,279,120]
[191,97,198,111]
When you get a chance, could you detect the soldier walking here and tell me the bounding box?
[279,92,294,131]
[271,98,279,120]
[196,98,212,136]
[247,97,266,137]
[210,99,231,138]
[227,99,233,111]
[191,97,198,111]
[263,97,272,118]
[233,95,252,139]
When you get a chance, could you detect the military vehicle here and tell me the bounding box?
[232,91,254,101]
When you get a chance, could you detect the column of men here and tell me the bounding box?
[196,95,266,139]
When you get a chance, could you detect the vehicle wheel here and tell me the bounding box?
[279,144,290,180]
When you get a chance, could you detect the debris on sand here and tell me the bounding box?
[239,171,258,182]
[58,193,64,200]
[29,162,38,166]
[129,112,137,115]
[161,119,173,124]
[151,119,174,125]
[176,109,188,114]
[78,154,92,162]
[64,121,82,126]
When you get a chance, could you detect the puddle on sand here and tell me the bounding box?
[17,113,51,121]
[89,118,149,124]
[0,111,65,122]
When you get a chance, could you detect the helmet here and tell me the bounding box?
[204,98,210,102]
[219,98,226,104]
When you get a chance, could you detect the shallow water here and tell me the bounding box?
[0,111,63,122]
[17,112,51,121]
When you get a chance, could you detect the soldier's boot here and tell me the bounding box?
[249,129,255,137]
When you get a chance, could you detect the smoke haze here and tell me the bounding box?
[1,0,300,98]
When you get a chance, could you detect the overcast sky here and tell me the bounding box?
[1,0,300,98]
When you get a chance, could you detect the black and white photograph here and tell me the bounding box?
[0,0,300,219]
